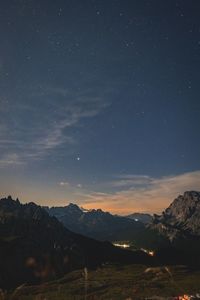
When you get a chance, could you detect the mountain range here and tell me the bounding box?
[44,203,167,250]
[45,191,200,266]
[44,203,146,240]
[1,191,200,290]
[0,196,151,289]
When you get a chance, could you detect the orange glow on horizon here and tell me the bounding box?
[82,202,162,215]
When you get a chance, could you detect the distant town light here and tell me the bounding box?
[141,248,154,256]
[113,242,130,249]
[148,251,154,256]
[175,295,195,300]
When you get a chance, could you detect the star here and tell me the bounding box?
[76,157,80,161]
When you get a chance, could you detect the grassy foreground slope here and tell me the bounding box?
[5,264,200,300]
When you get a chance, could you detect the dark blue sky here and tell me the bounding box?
[0,0,200,213]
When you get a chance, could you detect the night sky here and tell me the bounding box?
[0,0,200,214]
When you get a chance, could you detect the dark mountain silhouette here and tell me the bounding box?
[45,203,148,241]
[0,196,152,290]
[126,213,152,224]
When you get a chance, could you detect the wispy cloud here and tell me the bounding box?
[80,170,200,214]
[0,85,111,166]
[110,174,152,188]
[0,153,25,167]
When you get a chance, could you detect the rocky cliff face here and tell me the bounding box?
[151,191,200,240]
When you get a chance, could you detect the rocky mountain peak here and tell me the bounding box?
[0,196,49,221]
[67,203,82,211]
[151,191,200,239]
[0,196,21,211]
[164,191,200,221]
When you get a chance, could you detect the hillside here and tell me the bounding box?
[4,264,200,300]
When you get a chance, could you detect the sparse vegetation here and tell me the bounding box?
[1,264,200,300]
